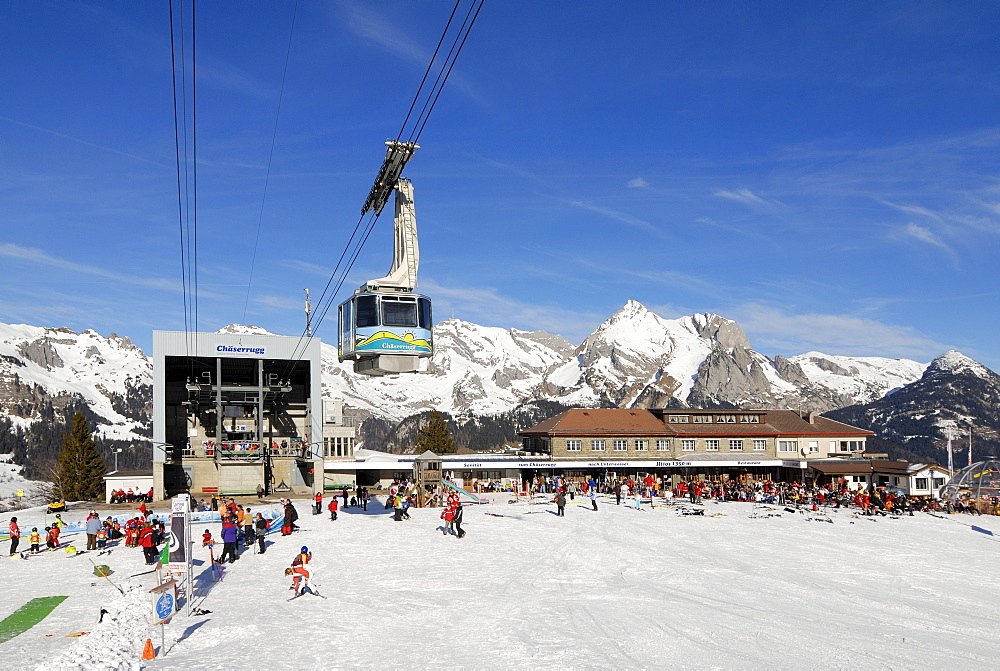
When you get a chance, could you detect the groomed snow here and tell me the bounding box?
[3,496,1000,669]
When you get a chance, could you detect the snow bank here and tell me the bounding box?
[39,587,149,671]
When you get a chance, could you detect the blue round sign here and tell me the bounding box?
[155,591,175,621]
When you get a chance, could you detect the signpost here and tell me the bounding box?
[149,578,177,656]
[167,493,192,617]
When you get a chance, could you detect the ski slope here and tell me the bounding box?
[2,496,999,668]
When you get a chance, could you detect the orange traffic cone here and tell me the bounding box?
[142,638,156,660]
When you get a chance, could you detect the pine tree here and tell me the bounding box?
[55,412,106,501]
[415,411,456,454]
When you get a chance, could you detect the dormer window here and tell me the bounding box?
[715,415,736,423]
[668,415,689,423]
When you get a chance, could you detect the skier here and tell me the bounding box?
[287,546,312,595]
[202,529,214,547]
[393,495,404,522]
[29,527,41,553]
[86,513,101,550]
[313,492,323,515]
[554,491,566,516]
[441,503,456,535]
[96,525,108,549]
[590,487,598,511]
[281,500,298,535]
[401,496,411,520]
[138,523,158,565]
[328,497,338,521]
[52,514,66,530]
[7,517,20,555]
[45,526,59,550]
[454,502,466,539]
[243,508,255,548]
[254,512,268,554]
[218,515,239,564]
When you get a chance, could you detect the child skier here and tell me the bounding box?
[46,525,60,549]
[29,527,41,553]
[287,546,312,595]
[202,529,214,547]
[328,497,338,521]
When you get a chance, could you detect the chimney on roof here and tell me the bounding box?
[807,410,818,424]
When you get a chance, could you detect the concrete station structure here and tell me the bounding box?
[152,330,324,500]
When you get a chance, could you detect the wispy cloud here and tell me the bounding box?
[881,200,947,224]
[337,1,481,102]
[0,115,170,168]
[0,243,178,291]
[712,187,785,210]
[566,201,661,236]
[731,302,947,359]
[901,222,951,251]
[628,177,649,188]
[887,222,959,266]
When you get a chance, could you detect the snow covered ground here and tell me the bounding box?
[3,495,1000,669]
[0,461,47,509]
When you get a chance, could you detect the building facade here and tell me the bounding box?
[517,408,875,485]
[152,331,323,499]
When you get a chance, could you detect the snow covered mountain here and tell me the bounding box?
[827,350,1000,463]
[4,301,995,459]
[0,323,151,441]
[323,300,933,421]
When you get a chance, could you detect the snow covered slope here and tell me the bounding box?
[5,496,1000,668]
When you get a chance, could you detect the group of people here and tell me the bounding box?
[108,487,154,504]
[6,515,66,555]
[439,492,465,537]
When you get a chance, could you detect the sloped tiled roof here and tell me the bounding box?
[520,408,873,438]
[521,408,669,435]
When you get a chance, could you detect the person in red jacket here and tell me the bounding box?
[441,504,456,535]
[328,497,338,521]
[7,517,20,555]
[138,523,158,565]
[47,524,60,549]
[313,492,323,515]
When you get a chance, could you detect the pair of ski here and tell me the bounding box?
[67,549,112,558]
[288,587,327,601]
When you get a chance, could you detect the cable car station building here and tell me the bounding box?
[152,330,323,500]
[517,408,875,485]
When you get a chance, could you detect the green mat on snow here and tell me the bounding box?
[0,596,69,644]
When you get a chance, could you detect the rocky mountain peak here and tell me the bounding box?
[687,313,750,351]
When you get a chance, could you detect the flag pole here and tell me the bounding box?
[947,431,954,479]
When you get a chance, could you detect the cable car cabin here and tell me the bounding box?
[338,291,433,375]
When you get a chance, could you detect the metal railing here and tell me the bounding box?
[182,441,312,460]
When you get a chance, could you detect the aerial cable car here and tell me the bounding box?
[338,141,433,376]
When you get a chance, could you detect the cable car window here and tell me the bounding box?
[355,295,379,328]
[419,297,432,329]
[340,301,352,335]
[382,298,418,327]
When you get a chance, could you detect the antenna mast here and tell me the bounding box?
[305,288,313,337]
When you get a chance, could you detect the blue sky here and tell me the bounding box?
[3,1,1000,371]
